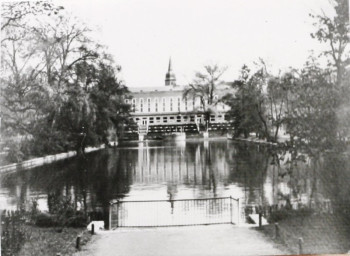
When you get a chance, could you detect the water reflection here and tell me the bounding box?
[1,140,348,224]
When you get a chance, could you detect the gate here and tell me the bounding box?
[109,197,239,229]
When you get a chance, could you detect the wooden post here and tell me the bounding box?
[259,212,262,228]
[91,224,95,235]
[116,200,120,228]
[275,223,279,239]
[230,196,233,224]
[298,237,303,255]
[76,236,81,250]
[109,202,112,230]
[237,198,240,225]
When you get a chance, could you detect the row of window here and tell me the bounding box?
[133,114,227,124]
[126,97,211,104]
[126,97,225,113]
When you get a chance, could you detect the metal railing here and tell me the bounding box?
[109,196,239,229]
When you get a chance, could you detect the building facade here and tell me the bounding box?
[124,59,233,138]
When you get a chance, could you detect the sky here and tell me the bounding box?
[57,0,335,88]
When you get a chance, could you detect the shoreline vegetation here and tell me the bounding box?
[1,199,92,256]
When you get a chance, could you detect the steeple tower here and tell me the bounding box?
[165,58,176,87]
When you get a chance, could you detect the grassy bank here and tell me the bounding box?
[2,222,91,256]
[17,226,91,256]
[259,213,350,254]
[2,200,92,256]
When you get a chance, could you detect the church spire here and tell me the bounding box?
[168,58,173,72]
[165,57,176,87]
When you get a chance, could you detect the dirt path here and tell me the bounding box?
[75,225,287,256]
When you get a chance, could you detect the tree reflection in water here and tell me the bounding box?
[1,140,350,224]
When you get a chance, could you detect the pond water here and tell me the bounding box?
[1,139,349,226]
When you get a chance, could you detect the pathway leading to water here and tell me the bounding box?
[75,225,287,256]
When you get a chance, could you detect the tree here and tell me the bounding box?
[276,0,349,155]
[311,0,350,141]
[1,1,64,43]
[249,67,272,141]
[183,65,226,131]
[311,0,349,87]
[265,72,293,142]
[270,2,350,208]
[2,12,98,154]
[89,60,130,145]
[278,60,342,207]
[222,65,260,138]
[1,4,130,161]
[223,64,276,141]
[284,59,339,155]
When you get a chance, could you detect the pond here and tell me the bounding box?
[1,139,349,226]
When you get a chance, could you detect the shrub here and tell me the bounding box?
[293,207,314,217]
[47,193,88,227]
[268,207,314,223]
[1,210,28,256]
[268,208,292,223]
[34,212,88,228]
[65,213,88,228]
[34,213,58,227]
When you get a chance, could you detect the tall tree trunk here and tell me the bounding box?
[256,103,271,141]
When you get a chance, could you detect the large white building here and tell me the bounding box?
[124,59,233,138]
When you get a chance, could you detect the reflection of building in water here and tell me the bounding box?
[167,182,178,200]
[129,143,241,200]
[133,144,228,187]
[0,142,337,217]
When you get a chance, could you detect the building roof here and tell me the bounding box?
[129,86,184,93]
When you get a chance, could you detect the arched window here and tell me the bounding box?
[147,98,151,112]
[140,98,144,112]
[132,99,136,111]
[155,98,158,112]
[162,98,166,112]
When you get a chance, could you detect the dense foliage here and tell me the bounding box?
[1,2,130,162]
[223,0,349,152]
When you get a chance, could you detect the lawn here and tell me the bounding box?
[17,226,91,256]
[259,213,350,254]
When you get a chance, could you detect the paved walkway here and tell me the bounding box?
[75,225,287,256]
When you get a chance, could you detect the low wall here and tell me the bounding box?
[0,145,105,174]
